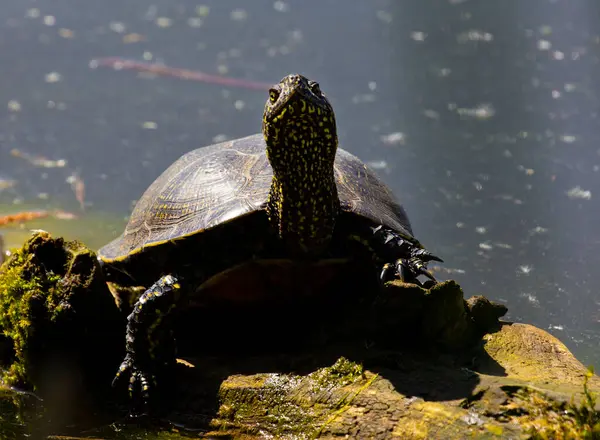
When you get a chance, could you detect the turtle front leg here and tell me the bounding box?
[112,274,183,411]
[370,225,443,285]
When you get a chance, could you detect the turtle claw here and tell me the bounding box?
[380,257,438,286]
[112,354,155,411]
[379,263,394,283]
[403,257,437,282]
[371,224,442,286]
[110,274,182,412]
[411,248,444,264]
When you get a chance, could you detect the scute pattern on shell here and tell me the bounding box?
[98,134,414,262]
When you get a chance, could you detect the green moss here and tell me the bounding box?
[464,367,600,439]
[526,366,600,439]
[213,358,370,438]
[309,356,364,388]
[0,232,70,385]
[217,373,319,438]
[0,231,121,392]
[572,366,600,435]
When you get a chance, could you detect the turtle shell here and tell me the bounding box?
[98,133,415,266]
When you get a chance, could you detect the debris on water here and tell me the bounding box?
[566,186,591,200]
[212,134,229,143]
[187,17,203,28]
[423,109,440,120]
[475,226,487,234]
[410,31,427,42]
[529,226,549,235]
[560,134,577,144]
[7,100,21,112]
[43,16,56,27]
[537,39,552,51]
[456,104,495,120]
[123,33,146,44]
[436,266,466,275]
[376,10,393,24]
[351,93,376,104]
[230,9,248,21]
[366,160,389,171]
[156,17,173,28]
[58,28,75,39]
[196,5,210,16]
[66,172,86,211]
[517,165,535,175]
[549,324,564,331]
[142,121,158,129]
[457,30,494,43]
[520,292,540,307]
[25,8,40,19]
[10,148,67,168]
[233,100,245,111]
[44,72,62,83]
[273,1,290,12]
[380,132,406,146]
[91,57,272,91]
[53,210,78,221]
[109,21,126,33]
[517,265,533,275]
[0,176,17,192]
[0,210,78,227]
[479,242,493,251]
[0,210,49,227]
[47,101,68,110]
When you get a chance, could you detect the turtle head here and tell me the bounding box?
[262,74,337,177]
[262,74,340,256]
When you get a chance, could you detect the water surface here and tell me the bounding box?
[0,0,599,365]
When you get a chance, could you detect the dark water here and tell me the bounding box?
[0,0,599,366]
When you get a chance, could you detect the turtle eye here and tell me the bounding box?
[269,88,280,104]
[308,81,321,95]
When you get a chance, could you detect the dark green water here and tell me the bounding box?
[0,0,598,382]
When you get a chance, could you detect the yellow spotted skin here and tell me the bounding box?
[262,74,339,255]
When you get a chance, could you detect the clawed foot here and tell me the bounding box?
[111,274,182,414]
[380,252,442,285]
[112,354,156,413]
[370,225,442,286]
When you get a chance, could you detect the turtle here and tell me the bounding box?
[98,73,443,407]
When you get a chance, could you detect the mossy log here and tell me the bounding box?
[151,322,597,439]
[0,231,598,439]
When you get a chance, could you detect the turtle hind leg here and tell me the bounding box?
[112,274,182,413]
[370,225,443,285]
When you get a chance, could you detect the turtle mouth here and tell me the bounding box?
[264,91,330,125]
[263,74,338,176]
[263,74,332,125]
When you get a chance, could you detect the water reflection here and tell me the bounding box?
[0,0,598,365]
